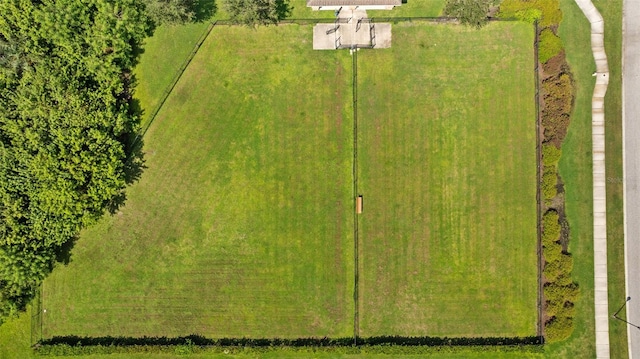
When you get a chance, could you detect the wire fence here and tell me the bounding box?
[74,15,540,346]
[30,285,43,346]
[131,20,219,150]
[351,48,360,345]
[533,20,544,340]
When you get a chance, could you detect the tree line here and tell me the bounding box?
[0,0,152,325]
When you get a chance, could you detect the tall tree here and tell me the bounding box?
[443,0,496,28]
[141,0,195,25]
[223,0,290,27]
[0,0,150,325]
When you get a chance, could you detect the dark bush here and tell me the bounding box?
[541,72,574,145]
[35,335,545,356]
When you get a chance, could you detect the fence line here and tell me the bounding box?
[87,15,540,348]
[351,48,360,345]
[30,285,43,346]
[131,20,219,150]
[533,20,544,339]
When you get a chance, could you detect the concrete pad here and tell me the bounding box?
[373,23,392,48]
[313,24,339,50]
[312,8,392,50]
[341,24,372,47]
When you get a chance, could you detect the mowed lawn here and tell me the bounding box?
[41,25,355,339]
[357,22,538,337]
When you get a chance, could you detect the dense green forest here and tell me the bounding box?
[0,0,157,325]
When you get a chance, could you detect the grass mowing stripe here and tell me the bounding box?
[357,22,537,337]
[42,25,354,339]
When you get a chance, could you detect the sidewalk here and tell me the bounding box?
[622,0,640,357]
[573,1,610,358]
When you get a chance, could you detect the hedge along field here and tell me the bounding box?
[40,25,355,339]
[357,22,537,337]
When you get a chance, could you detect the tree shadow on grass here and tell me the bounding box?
[107,132,147,216]
[54,236,78,266]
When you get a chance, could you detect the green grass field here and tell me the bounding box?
[41,25,355,339]
[356,22,537,337]
[39,21,540,341]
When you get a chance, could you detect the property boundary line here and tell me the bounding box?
[43,16,543,348]
[30,285,43,346]
[351,48,360,345]
[533,20,544,339]
[131,20,219,149]
[36,334,544,349]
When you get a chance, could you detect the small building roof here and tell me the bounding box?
[307,0,402,6]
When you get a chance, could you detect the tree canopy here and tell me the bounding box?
[0,0,150,324]
[223,0,291,27]
[443,0,496,28]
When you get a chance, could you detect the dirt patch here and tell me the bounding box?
[541,51,567,79]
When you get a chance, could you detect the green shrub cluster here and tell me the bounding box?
[541,210,579,342]
[538,28,563,63]
[499,0,562,27]
[542,143,562,167]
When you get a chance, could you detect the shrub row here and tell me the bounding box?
[541,210,579,342]
[500,0,578,343]
[38,335,543,348]
[34,335,544,356]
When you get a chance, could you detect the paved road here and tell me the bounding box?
[574,0,610,357]
[623,0,640,357]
